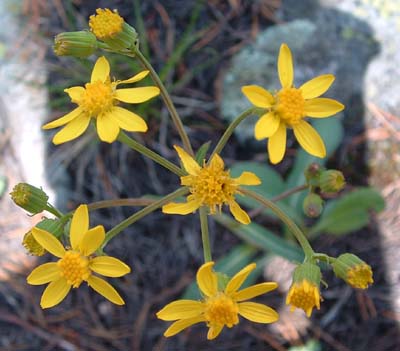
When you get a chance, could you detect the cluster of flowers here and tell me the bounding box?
[10,8,373,340]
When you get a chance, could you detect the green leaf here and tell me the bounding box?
[195,141,211,164]
[289,339,322,351]
[309,187,385,236]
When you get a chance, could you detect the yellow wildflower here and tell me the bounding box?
[27,204,130,308]
[162,145,261,224]
[242,43,344,164]
[157,262,279,339]
[43,56,159,144]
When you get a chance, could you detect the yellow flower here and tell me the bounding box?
[162,145,261,224]
[347,264,373,289]
[242,43,344,164]
[157,262,279,339]
[43,56,160,144]
[27,204,131,309]
[89,9,124,40]
[286,279,321,317]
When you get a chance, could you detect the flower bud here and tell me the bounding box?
[10,183,49,215]
[304,163,323,186]
[331,253,373,289]
[303,193,323,218]
[320,170,345,194]
[54,31,98,58]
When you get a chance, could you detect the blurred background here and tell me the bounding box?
[0,0,399,350]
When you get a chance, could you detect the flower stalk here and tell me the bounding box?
[199,206,212,262]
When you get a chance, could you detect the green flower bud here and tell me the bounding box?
[304,163,323,186]
[320,170,346,194]
[10,183,49,215]
[54,31,98,58]
[303,193,323,218]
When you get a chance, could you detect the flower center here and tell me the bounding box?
[184,162,237,213]
[204,292,239,328]
[58,250,90,288]
[275,87,305,125]
[287,281,319,315]
[347,264,374,289]
[79,81,115,116]
[89,8,124,40]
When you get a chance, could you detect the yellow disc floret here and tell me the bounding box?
[347,264,374,289]
[204,292,239,328]
[286,280,321,317]
[89,9,124,40]
[79,81,115,116]
[58,251,91,288]
[275,87,305,125]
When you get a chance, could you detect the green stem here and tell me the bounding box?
[45,204,63,218]
[199,206,212,262]
[210,107,260,159]
[240,188,314,259]
[102,187,189,248]
[128,47,194,156]
[270,184,308,202]
[87,198,155,211]
[118,132,185,176]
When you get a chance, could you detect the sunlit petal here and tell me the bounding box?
[91,56,110,83]
[32,228,65,258]
[117,70,149,84]
[156,300,204,321]
[196,262,218,297]
[163,316,206,337]
[254,112,280,140]
[229,201,250,225]
[299,74,335,99]
[238,302,279,323]
[234,172,261,186]
[97,113,120,143]
[278,43,293,88]
[42,107,83,129]
[241,85,274,108]
[27,263,60,285]
[234,282,278,301]
[225,263,256,295]
[70,204,89,251]
[162,199,201,215]
[64,86,85,102]
[52,114,91,145]
[304,98,344,117]
[90,256,131,277]
[110,107,148,132]
[174,145,201,175]
[79,225,105,256]
[267,121,287,164]
[207,324,224,340]
[115,87,160,103]
[87,275,124,305]
[40,278,71,309]
[293,120,326,158]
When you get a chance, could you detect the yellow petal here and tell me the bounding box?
[241,85,274,108]
[79,225,105,256]
[207,324,224,340]
[234,282,278,302]
[293,120,326,158]
[32,228,65,258]
[97,113,120,143]
[52,114,91,145]
[229,201,250,225]
[209,153,224,170]
[115,87,160,103]
[87,275,124,305]
[268,121,287,164]
[40,278,71,309]
[70,204,89,251]
[163,316,206,337]
[156,300,204,321]
[234,171,261,186]
[162,199,201,215]
[225,263,256,295]
[254,112,280,140]
[299,74,335,99]
[304,98,345,117]
[174,145,200,175]
[117,70,149,84]
[196,261,218,297]
[91,56,110,83]
[42,107,83,129]
[90,256,131,277]
[64,86,85,102]
[238,302,279,323]
[27,263,60,285]
[110,107,148,132]
[278,43,294,88]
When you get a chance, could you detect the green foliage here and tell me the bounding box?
[289,339,322,351]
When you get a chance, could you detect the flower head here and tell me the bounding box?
[27,204,131,308]
[157,262,279,339]
[242,43,344,164]
[10,183,49,215]
[43,56,159,144]
[162,145,261,224]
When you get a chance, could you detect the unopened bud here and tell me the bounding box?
[10,183,49,215]
[320,170,346,194]
[303,193,323,218]
[54,31,98,58]
[304,163,323,186]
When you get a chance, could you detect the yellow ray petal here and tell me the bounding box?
[91,56,110,83]
[87,275,124,305]
[209,153,224,170]
[304,98,344,117]
[229,201,250,225]
[110,107,148,132]
[234,282,278,302]
[42,107,83,129]
[267,121,287,164]
[52,115,91,145]
[115,87,160,103]
[225,263,256,295]
[163,316,206,337]
[79,225,105,256]
[254,112,280,140]
[238,302,279,323]
[299,74,335,99]
[241,85,274,108]
[207,324,224,340]
[156,300,204,321]
[70,204,89,251]
[90,256,131,277]
[40,278,71,309]
[64,86,85,102]
[278,43,294,88]
[293,120,326,158]
[97,113,120,143]
[32,228,65,258]
[162,199,201,215]
[117,70,149,85]
[196,261,218,297]
[234,172,261,186]
[27,263,60,285]
[174,145,201,175]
